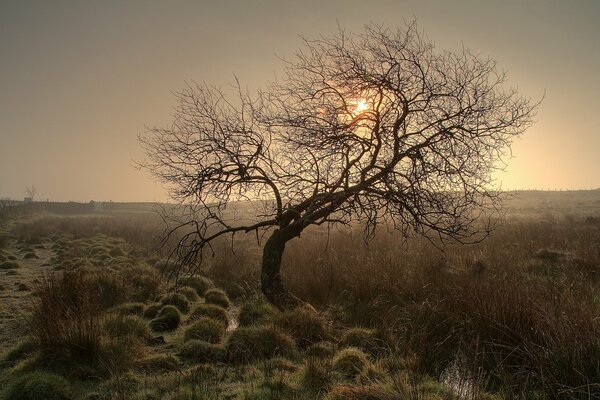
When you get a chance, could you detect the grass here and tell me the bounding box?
[0,192,598,399]
[1,371,74,400]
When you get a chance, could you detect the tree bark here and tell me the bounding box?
[261,229,302,310]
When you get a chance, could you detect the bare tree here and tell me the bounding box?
[25,185,37,201]
[140,22,539,309]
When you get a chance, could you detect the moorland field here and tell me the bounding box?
[0,190,599,400]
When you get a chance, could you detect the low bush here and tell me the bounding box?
[1,371,74,400]
[225,326,296,363]
[149,305,181,332]
[189,303,228,327]
[178,340,226,363]
[183,317,225,344]
[204,288,230,309]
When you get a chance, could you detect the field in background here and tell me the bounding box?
[0,190,598,400]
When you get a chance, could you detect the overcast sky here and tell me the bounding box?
[1,0,599,202]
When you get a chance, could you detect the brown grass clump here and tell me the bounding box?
[272,305,330,347]
[204,288,231,309]
[160,292,190,314]
[178,276,213,296]
[332,348,370,379]
[225,326,296,363]
[189,303,229,327]
[183,317,225,344]
[149,305,181,332]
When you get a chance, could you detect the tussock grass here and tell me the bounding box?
[189,303,229,327]
[149,305,181,332]
[225,326,296,363]
[183,317,225,344]
[204,288,231,309]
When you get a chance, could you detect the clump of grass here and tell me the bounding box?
[143,303,162,319]
[135,354,181,373]
[178,286,199,302]
[305,342,337,359]
[113,302,146,316]
[272,305,329,347]
[103,314,150,340]
[149,305,181,332]
[1,371,74,400]
[109,246,125,257]
[225,326,296,363]
[325,384,395,400]
[189,303,228,327]
[183,317,225,344]
[160,292,190,314]
[340,327,385,355]
[179,276,213,296]
[178,340,226,363]
[0,260,21,269]
[204,288,230,309]
[299,357,332,393]
[23,251,38,259]
[238,299,277,327]
[1,337,38,367]
[332,347,369,378]
[30,272,104,365]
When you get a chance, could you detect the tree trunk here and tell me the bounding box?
[261,229,302,310]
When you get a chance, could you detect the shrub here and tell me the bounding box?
[178,286,199,302]
[0,260,21,269]
[1,371,74,400]
[272,305,329,347]
[189,303,228,327]
[179,276,213,296]
[178,340,226,363]
[332,348,369,378]
[225,326,296,363]
[204,288,230,309]
[160,292,190,314]
[149,305,181,332]
[238,299,277,327]
[183,317,225,344]
[143,303,162,319]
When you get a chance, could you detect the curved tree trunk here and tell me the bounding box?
[261,229,302,310]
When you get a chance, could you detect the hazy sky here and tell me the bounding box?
[1,0,599,202]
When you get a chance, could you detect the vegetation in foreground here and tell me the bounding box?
[0,191,599,399]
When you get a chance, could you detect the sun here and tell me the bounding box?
[355,99,368,113]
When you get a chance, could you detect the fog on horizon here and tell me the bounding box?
[1,0,599,202]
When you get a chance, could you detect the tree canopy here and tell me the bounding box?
[141,22,538,308]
